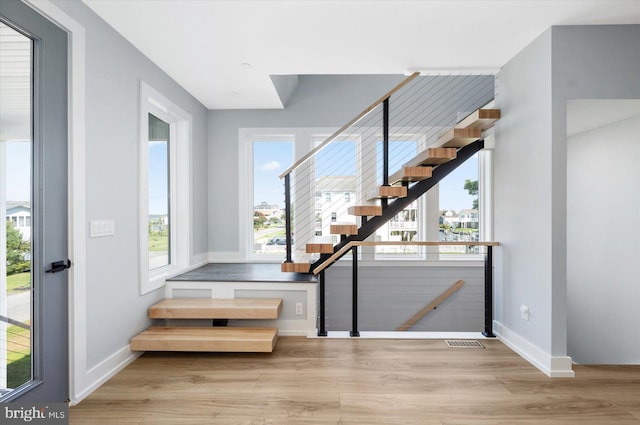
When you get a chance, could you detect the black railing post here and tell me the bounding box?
[284,173,292,263]
[482,245,495,337]
[381,98,390,209]
[350,246,360,337]
[318,270,327,337]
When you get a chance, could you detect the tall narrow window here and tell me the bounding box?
[439,153,479,254]
[147,114,170,269]
[139,81,191,294]
[252,140,293,256]
[313,138,357,237]
[375,139,421,257]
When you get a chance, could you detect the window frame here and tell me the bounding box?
[241,134,295,261]
[139,81,192,294]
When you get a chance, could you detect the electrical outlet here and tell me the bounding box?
[520,304,529,321]
[295,302,303,315]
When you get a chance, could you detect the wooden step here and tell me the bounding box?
[149,298,283,320]
[348,205,383,217]
[437,127,482,148]
[281,261,311,273]
[389,166,433,184]
[330,222,358,235]
[366,185,407,201]
[306,236,334,254]
[130,326,278,352]
[456,108,501,130]
[405,147,457,167]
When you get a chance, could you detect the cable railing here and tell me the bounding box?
[279,72,495,267]
[314,241,498,337]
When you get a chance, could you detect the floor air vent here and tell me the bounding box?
[445,340,485,349]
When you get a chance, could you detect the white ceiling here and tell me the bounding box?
[64,1,640,109]
[567,100,640,137]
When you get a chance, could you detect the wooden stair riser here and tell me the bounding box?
[281,262,311,273]
[130,327,278,353]
[407,148,457,167]
[456,108,501,130]
[389,166,433,184]
[438,128,482,148]
[330,223,358,235]
[149,298,283,320]
[347,205,383,217]
[366,185,407,201]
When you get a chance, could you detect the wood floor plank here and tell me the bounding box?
[70,337,640,424]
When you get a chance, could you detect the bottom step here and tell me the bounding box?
[130,327,278,353]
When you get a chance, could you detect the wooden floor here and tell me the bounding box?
[70,337,640,425]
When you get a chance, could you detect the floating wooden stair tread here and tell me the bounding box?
[130,326,278,353]
[330,222,358,235]
[366,185,407,201]
[405,147,457,167]
[148,298,283,320]
[456,108,501,131]
[437,128,482,148]
[389,166,433,184]
[348,205,383,217]
[306,236,334,254]
[281,261,311,273]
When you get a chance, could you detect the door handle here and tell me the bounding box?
[46,259,71,273]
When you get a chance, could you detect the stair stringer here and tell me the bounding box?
[310,139,484,272]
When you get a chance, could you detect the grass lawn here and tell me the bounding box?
[6,324,31,389]
[6,272,31,295]
[148,233,169,252]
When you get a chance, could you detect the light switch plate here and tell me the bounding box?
[90,219,115,238]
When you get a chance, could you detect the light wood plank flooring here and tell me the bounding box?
[70,337,640,424]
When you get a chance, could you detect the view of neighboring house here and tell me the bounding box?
[254,201,281,219]
[5,201,31,242]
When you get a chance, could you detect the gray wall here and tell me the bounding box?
[208,75,494,255]
[568,112,640,364]
[495,25,640,362]
[51,0,209,368]
[325,265,485,332]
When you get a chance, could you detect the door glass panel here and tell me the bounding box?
[0,21,33,394]
[147,113,170,270]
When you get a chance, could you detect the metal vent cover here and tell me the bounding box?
[444,340,485,349]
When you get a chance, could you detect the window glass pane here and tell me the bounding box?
[376,140,420,257]
[148,113,170,269]
[1,22,33,392]
[253,141,293,256]
[314,140,356,237]
[439,153,479,254]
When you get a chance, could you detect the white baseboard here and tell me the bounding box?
[71,345,141,405]
[493,321,574,378]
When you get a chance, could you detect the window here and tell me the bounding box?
[139,82,191,294]
[313,137,357,240]
[147,113,170,269]
[375,139,423,257]
[438,153,479,254]
[251,139,293,257]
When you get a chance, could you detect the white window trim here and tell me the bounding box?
[240,132,295,262]
[139,81,192,294]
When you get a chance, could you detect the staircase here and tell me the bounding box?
[282,104,500,274]
[130,298,282,353]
